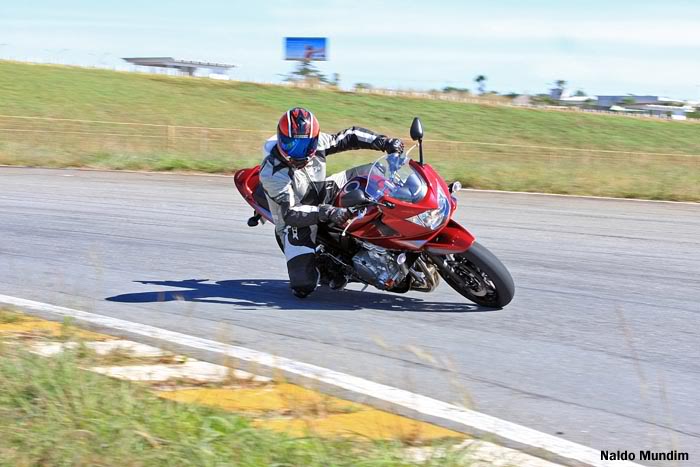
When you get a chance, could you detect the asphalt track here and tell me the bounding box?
[1,167,699,466]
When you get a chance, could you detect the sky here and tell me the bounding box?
[1,0,699,99]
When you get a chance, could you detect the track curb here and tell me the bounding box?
[0,294,644,467]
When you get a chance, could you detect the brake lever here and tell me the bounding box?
[347,203,369,214]
[348,200,394,214]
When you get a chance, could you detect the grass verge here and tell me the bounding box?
[1,60,698,201]
[0,314,467,466]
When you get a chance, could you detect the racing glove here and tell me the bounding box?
[384,138,404,154]
[319,205,352,225]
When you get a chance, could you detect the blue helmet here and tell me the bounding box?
[277,107,320,168]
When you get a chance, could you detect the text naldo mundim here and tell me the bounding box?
[601,450,689,462]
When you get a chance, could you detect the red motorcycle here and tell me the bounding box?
[234,118,515,308]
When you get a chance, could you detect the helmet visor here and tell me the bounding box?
[279,136,318,159]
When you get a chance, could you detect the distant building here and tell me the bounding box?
[612,104,692,120]
[122,57,235,78]
[599,95,691,120]
[595,95,682,107]
[549,88,591,105]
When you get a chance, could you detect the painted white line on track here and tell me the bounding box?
[0,293,643,467]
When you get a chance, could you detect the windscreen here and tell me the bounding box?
[365,154,427,203]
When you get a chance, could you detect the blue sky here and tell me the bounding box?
[1,0,699,99]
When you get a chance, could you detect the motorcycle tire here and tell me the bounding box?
[429,242,515,308]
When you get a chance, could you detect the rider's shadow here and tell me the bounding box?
[105,279,493,313]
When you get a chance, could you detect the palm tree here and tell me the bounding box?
[474,75,487,94]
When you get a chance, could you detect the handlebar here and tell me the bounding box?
[347,199,395,214]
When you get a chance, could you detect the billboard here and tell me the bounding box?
[284,37,327,61]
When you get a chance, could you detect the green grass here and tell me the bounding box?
[0,346,467,467]
[0,308,25,324]
[0,60,699,201]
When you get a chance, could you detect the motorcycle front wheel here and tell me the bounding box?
[428,242,515,308]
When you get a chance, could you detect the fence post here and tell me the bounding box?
[200,128,209,154]
[166,125,175,152]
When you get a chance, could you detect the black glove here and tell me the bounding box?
[384,138,404,154]
[319,204,352,225]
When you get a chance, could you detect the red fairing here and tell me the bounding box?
[425,220,475,254]
[334,161,476,253]
[234,166,274,222]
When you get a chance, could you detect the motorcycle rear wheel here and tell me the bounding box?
[429,242,515,308]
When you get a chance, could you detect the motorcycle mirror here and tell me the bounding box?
[340,188,369,207]
[410,117,424,141]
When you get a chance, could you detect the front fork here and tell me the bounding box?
[408,255,441,292]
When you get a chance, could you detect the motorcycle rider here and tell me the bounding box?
[260,107,404,298]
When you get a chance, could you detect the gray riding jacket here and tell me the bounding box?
[259,127,390,235]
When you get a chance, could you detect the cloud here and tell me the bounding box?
[2,1,699,97]
[453,19,700,48]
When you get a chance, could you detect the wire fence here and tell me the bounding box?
[0,115,268,159]
[1,114,698,165]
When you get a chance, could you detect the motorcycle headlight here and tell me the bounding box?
[406,186,450,230]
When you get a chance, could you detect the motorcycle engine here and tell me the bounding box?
[352,244,408,290]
